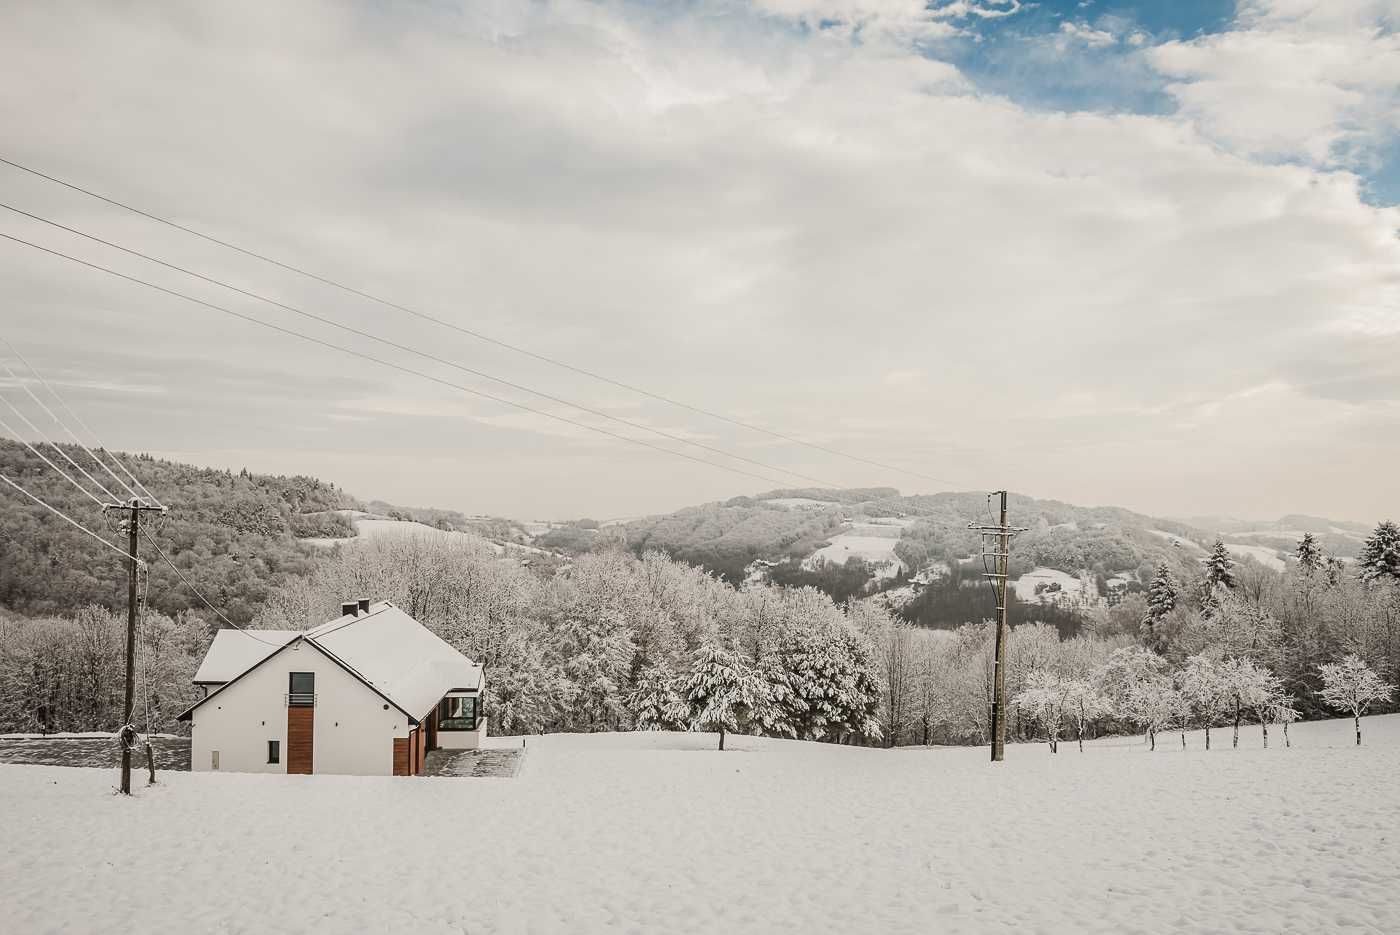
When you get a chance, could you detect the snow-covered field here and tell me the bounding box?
[1013,566,1090,604]
[302,513,508,555]
[1223,542,1287,571]
[4,717,1399,934]
[806,529,907,579]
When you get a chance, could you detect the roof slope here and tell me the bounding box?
[181,602,481,723]
[193,630,300,683]
[306,603,483,719]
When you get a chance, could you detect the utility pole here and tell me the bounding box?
[104,497,164,795]
[969,491,1026,763]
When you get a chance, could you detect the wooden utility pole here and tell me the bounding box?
[969,491,1026,763]
[105,497,164,795]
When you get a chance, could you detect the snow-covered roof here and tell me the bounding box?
[193,629,300,683]
[304,602,483,719]
[181,602,481,722]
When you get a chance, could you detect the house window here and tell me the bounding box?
[288,672,315,706]
[438,695,477,731]
[268,740,280,764]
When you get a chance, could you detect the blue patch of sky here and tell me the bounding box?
[1359,143,1400,207]
[924,1,1238,115]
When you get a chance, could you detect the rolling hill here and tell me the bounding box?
[1,436,1375,631]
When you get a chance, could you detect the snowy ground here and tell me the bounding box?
[1013,566,1090,604]
[805,527,908,580]
[4,716,1399,934]
[1222,542,1287,571]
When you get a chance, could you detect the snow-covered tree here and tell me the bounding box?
[1061,678,1110,752]
[1275,695,1300,749]
[1141,563,1177,651]
[1095,647,1168,717]
[1013,671,1068,753]
[1318,654,1395,746]
[678,643,776,750]
[1357,521,1400,584]
[628,665,688,731]
[1180,655,1233,750]
[1246,669,1291,749]
[1220,658,1271,749]
[1296,533,1324,576]
[1120,674,1179,751]
[1203,540,1237,593]
[551,615,638,732]
[851,603,915,746]
[771,626,882,744]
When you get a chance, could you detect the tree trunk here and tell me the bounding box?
[1149,728,1156,752]
[1077,722,1085,753]
[145,742,156,785]
[1261,720,1269,749]
[719,727,726,751]
[1283,721,1291,748]
[1181,730,1186,750]
[1355,713,1361,746]
[1232,702,1240,749]
[1204,725,1211,751]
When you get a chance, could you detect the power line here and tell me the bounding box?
[1,229,951,522]
[0,231,799,489]
[0,202,845,490]
[0,469,136,561]
[1,338,158,506]
[0,362,121,501]
[147,537,285,647]
[0,154,963,490]
[0,405,107,506]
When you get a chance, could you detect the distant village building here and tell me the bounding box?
[179,600,484,776]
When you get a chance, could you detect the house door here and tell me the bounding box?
[287,672,315,774]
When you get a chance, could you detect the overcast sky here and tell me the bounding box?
[2,0,1398,523]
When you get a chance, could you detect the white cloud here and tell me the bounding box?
[0,0,1396,520]
[1058,21,1117,49]
[1149,0,1400,167]
[882,369,927,387]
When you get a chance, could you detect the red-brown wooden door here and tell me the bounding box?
[287,706,314,774]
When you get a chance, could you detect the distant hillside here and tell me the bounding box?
[4,435,1376,632]
[610,487,1374,628]
[0,438,359,623]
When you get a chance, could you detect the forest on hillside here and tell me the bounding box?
[0,439,358,623]
[610,489,1230,613]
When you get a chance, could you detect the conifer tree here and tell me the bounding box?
[679,643,775,750]
[1357,520,1400,583]
[1295,533,1323,575]
[1141,563,1177,650]
[628,665,688,731]
[1202,540,1237,592]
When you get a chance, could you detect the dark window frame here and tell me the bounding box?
[438,695,478,731]
[267,740,280,764]
[288,671,315,706]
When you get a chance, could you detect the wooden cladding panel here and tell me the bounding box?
[287,706,314,775]
[393,737,410,776]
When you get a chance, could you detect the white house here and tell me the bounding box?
[179,599,485,776]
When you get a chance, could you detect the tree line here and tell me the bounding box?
[3,511,1396,751]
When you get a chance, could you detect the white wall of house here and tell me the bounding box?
[436,690,487,750]
[190,641,411,776]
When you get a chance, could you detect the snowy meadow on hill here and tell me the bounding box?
[5,715,1399,935]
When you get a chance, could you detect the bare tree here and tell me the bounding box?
[1318,655,1395,745]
